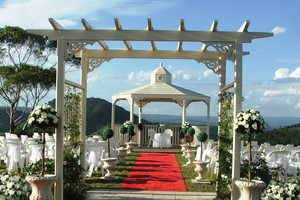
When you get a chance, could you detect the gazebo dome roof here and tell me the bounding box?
[150,63,172,85]
[112,63,210,106]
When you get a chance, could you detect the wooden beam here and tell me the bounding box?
[146,18,157,51]
[114,18,133,50]
[27,29,273,43]
[81,19,108,50]
[81,49,221,60]
[201,20,218,52]
[65,79,85,90]
[220,82,234,92]
[238,20,250,32]
[177,19,186,51]
[49,18,64,30]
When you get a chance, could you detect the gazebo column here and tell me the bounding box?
[231,42,243,200]
[111,99,117,131]
[55,39,65,200]
[138,105,142,146]
[182,99,187,124]
[80,49,88,177]
[129,98,134,123]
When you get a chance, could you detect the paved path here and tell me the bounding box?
[85,189,217,200]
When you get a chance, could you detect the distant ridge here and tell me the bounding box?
[143,114,300,130]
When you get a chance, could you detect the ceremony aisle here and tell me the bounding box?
[121,152,187,191]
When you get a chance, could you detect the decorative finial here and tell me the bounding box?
[160,62,163,67]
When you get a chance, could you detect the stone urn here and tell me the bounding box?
[235,179,266,200]
[125,142,135,153]
[117,147,128,165]
[192,161,210,183]
[183,149,196,167]
[101,157,118,180]
[26,174,57,200]
[180,143,190,157]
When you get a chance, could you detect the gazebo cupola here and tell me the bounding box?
[150,63,172,85]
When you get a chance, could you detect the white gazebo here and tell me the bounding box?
[28,18,273,199]
[111,63,211,145]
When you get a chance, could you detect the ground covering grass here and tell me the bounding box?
[85,151,216,192]
[85,152,141,188]
[176,153,217,192]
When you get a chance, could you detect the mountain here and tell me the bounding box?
[142,114,300,130]
[0,98,150,135]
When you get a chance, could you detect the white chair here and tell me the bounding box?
[288,151,300,180]
[148,129,156,147]
[163,129,173,147]
[6,139,22,172]
[86,141,107,177]
[241,150,266,161]
[267,150,291,182]
[33,132,41,139]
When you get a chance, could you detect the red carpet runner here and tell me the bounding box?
[121,152,187,191]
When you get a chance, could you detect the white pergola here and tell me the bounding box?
[111,63,211,145]
[28,18,273,199]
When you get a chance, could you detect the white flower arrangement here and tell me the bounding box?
[234,109,268,136]
[0,171,29,200]
[123,120,133,128]
[261,180,300,200]
[28,104,59,129]
[159,123,166,127]
[181,121,191,128]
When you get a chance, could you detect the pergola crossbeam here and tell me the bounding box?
[146,18,157,51]
[49,18,64,30]
[81,19,108,50]
[238,20,250,32]
[201,20,218,52]
[177,19,186,52]
[114,18,133,50]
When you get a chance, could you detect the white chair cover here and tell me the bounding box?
[147,129,156,147]
[267,150,291,182]
[86,141,108,177]
[163,129,173,147]
[6,139,22,172]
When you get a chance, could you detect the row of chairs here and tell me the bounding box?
[0,133,55,172]
[147,128,173,147]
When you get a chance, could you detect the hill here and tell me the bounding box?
[0,98,150,135]
[255,123,300,146]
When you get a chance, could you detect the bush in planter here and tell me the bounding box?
[197,131,208,161]
[240,157,272,186]
[0,170,29,200]
[103,128,114,157]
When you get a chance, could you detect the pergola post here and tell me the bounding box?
[231,42,243,200]
[206,102,210,138]
[138,105,142,146]
[182,99,187,124]
[55,39,65,200]
[80,49,88,177]
[218,58,226,133]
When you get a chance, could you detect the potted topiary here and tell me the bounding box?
[183,127,196,167]
[25,104,59,200]
[101,128,118,180]
[121,120,135,153]
[180,122,191,156]
[192,131,210,183]
[234,109,268,200]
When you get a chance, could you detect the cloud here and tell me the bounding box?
[273,67,300,82]
[274,68,289,79]
[295,102,300,109]
[127,70,151,85]
[87,73,99,84]
[277,58,300,64]
[271,26,287,35]
[0,0,179,28]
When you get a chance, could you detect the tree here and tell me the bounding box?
[0,64,56,133]
[0,26,57,133]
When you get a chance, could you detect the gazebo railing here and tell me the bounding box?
[112,124,207,147]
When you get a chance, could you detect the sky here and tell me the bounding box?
[1,0,300,118]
